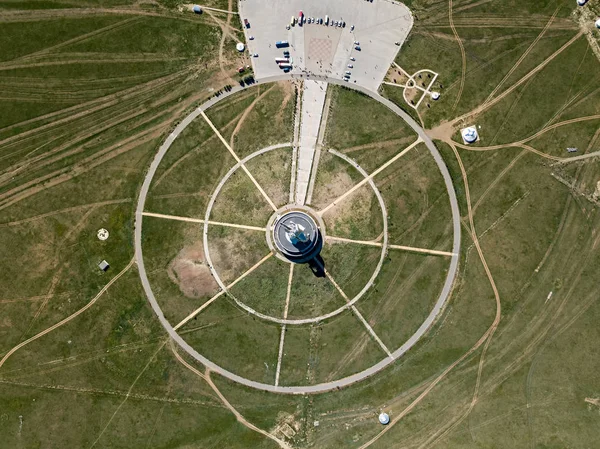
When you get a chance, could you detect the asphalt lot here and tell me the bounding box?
[239,0,413,91]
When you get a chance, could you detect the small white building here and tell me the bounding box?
[577,0,587,6]
[431,91,440,100]
[596,18,600,29]
[378,413,390,425]
[461,126,479,144]
[98,260,110,272]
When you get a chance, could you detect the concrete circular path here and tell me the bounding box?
[134,74,461,394]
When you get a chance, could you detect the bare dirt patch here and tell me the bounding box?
[168,242,218,298]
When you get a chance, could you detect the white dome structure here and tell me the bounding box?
[378,413,390,425]
[431,91,440,100]
[577,0,587,6]
[461,126,479,144]
[97,228,109,241]
[236,42,245,52]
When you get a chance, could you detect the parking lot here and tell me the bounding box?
[239,0,413,91]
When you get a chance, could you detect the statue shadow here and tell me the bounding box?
[307,254,326,278]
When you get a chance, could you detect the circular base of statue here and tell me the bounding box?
[272,210,322,263]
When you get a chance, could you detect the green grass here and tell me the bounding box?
[339,135,418,173]
[228,82,295,158]
[244,146,293,208]
[0,16,125,62]
[279,311,388,386]
[56,16,220,58]
[228,256,290,318]
[376,144,454,251]
[141,216,217,324]
[308,150,363,210]
[286,262,345,320]
[179,297,280,384]
[322,242,382,299]
[206,225,270,285]
[321,182,384,241]
[356,251,449,350]
[325,85,417,147]
[209,170,274,227]
[2,2,600,447]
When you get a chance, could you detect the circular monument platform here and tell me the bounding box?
[135,79,461,394]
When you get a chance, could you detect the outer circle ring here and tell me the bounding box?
[134,76,461,394]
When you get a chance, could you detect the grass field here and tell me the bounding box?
[1,0,600,448]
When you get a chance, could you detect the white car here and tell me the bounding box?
[347,64,353,68]
[253,53,259,57]
[249,36,255,40]
[350,56,355,61]
[354,41,360,45]
[350,25,354,31]
[345,71,351,75]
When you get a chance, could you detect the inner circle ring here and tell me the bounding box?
[202,145,388,325]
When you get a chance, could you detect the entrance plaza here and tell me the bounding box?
[240,0,413,90]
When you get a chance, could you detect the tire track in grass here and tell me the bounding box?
[483,8,559,106]
[0,68,191,152]
[357,141,502,449]
[169,341,292,449]
[0,17,142,67]
[449,0,466,111]
[229,84,278,149]
[19,206,99,342]
[0,68,186,138]
[0,258,135,370]
[0,123,168,211]
[0,199,131,228]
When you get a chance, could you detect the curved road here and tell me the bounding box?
[134,73,461,394]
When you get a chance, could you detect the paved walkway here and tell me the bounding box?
[142,212,266,232]
[134,73,461,394]
[295,80,327,205]
[274,263,294,387]
[326,235,456,257]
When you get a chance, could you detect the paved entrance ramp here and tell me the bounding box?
[295,80,327,205]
